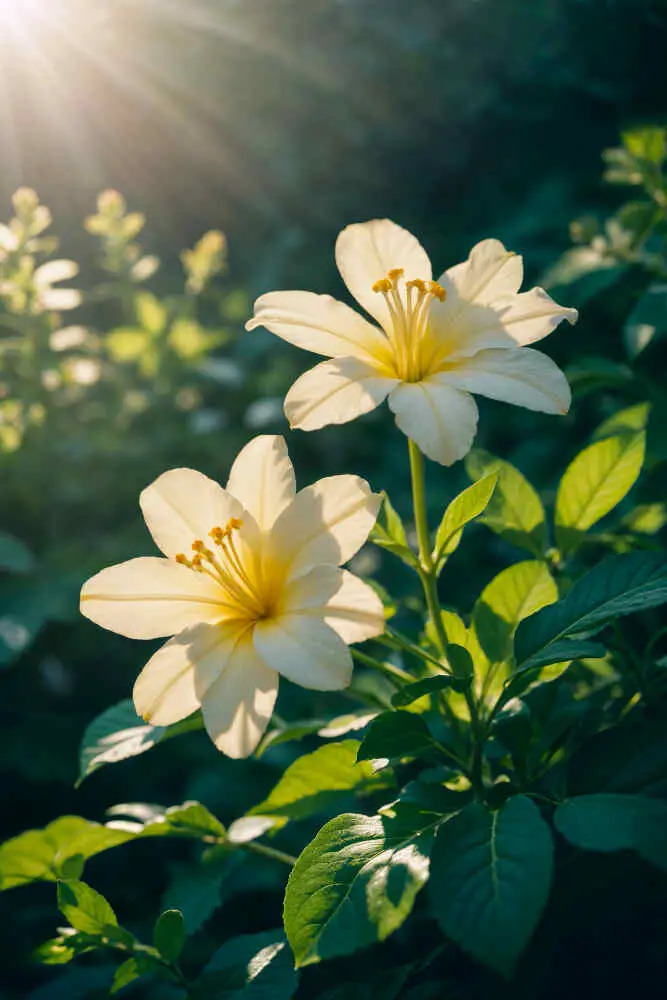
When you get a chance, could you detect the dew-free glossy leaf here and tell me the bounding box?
[433,473,498,566]
[357,712,436,763]
[391,676,455,708]
[515,552,667,667]
[555,432,645,553]
[248,741,383,829]
[465,451,546,557]
[284,812,435,967]
[429,796,553,977]
[57,880,129,944]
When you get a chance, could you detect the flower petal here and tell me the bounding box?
[35,259,79,285]
[140,468,244,559]
[227,435,295,532]
[435,286,578,362]
[284,357,398,431]
[254,614,352,690]
[200,632,278,758]
[80,557,226,639]
[133,620,244,726]
[494,287,578,346]
[39,288,83,311]
[439,348,571,414]
[269,474,381,576]
[281,564,385,643]
[442,238,523,305]
[246,290,392,364]
[335,219,432,328]
[388,377,479,466]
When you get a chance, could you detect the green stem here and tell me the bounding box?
[407,438,485,797]
[352,648,414,686]
[243,840,297,867]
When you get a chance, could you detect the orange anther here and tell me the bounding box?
[192,539,205,553]
[428,281,447,302]
[372,278,392,294]
[175,553,189,565]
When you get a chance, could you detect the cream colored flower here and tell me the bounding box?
[247,220,577,465]
[80,435,384,758]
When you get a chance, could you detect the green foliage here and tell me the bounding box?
[554,794,667,871]
[192,930,298,999]
[515,552,667,668]
[284,811,434,967]
[370,493,418,568]
[465,450,547,557]
[247,741,386,830]
[429,797,553,977]
[433,473,498,568]
[555,431,645,554]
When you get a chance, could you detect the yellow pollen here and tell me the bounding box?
[192,539,205,553]
[387,267,404,282]
[406,278,426,294]
[372,277,392,294]
[229,517,243,530]
[191,554,203,570]
[428,280,447,302]
[175,553,189,565]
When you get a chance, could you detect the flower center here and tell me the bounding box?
[175,518,271,620]
[372,269,446,381]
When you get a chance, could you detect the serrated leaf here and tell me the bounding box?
[429,796,553,977]
[57,880,130,944]
[555,794,667,871]
[465,450,546,557]
[111,956,160,995]
[284,811,435,967]
[0,532,35,573]
[433,473,498,566]
[248,741,384,830]
[357,712,436,763]
[515,552,667,667]
[391,676,455,708]
[154,909,186,962]
[555,432,645,554]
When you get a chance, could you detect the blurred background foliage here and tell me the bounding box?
[2,0,667,997]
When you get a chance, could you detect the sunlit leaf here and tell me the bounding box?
[194,929,298,999]
[357,712,436,763]
[433,473,497,567]
[284,811,435,967]
[555,432,645,554]
[248,741,385,830]
[370,493,418,568]
[154,909,186,963]
[465,450,546,557]
[57,880,131,945]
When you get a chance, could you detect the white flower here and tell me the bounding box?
[34,260,82,312]
[80,435,384,758]
[247,220,578,465]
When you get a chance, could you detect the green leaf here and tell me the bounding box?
[77,700,202,785]
[554,432,645,554]
[161,853,230,933]
[357,712,436,763]
[465,450,546,557]
[154,908,186,962]
[370,493,418,568]
[621,503,667,535]
[515,552,667,668]
[0,532,34,573]
[622,125,666,163]
[555,794,667,871]
[57,880,130,944]
[248,741,384,830]
[592,402,651,441]
[503,639,607,698]
[284,811,435,967]
[433,473,498,566]
[194,929,298,999]
[472,561,558,666]
[429,796,553,977]
[111,956,160,995]
[391,676,455,708]
[624,287,667,358]
[135,291,167,333]
[77,700,165,785]
[568,709,667,797]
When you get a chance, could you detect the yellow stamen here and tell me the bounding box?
[175,553,189,566]
[428,280,447,302]
[387,267,404,282]
[192,539,205,553]
[372,277,392,294]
